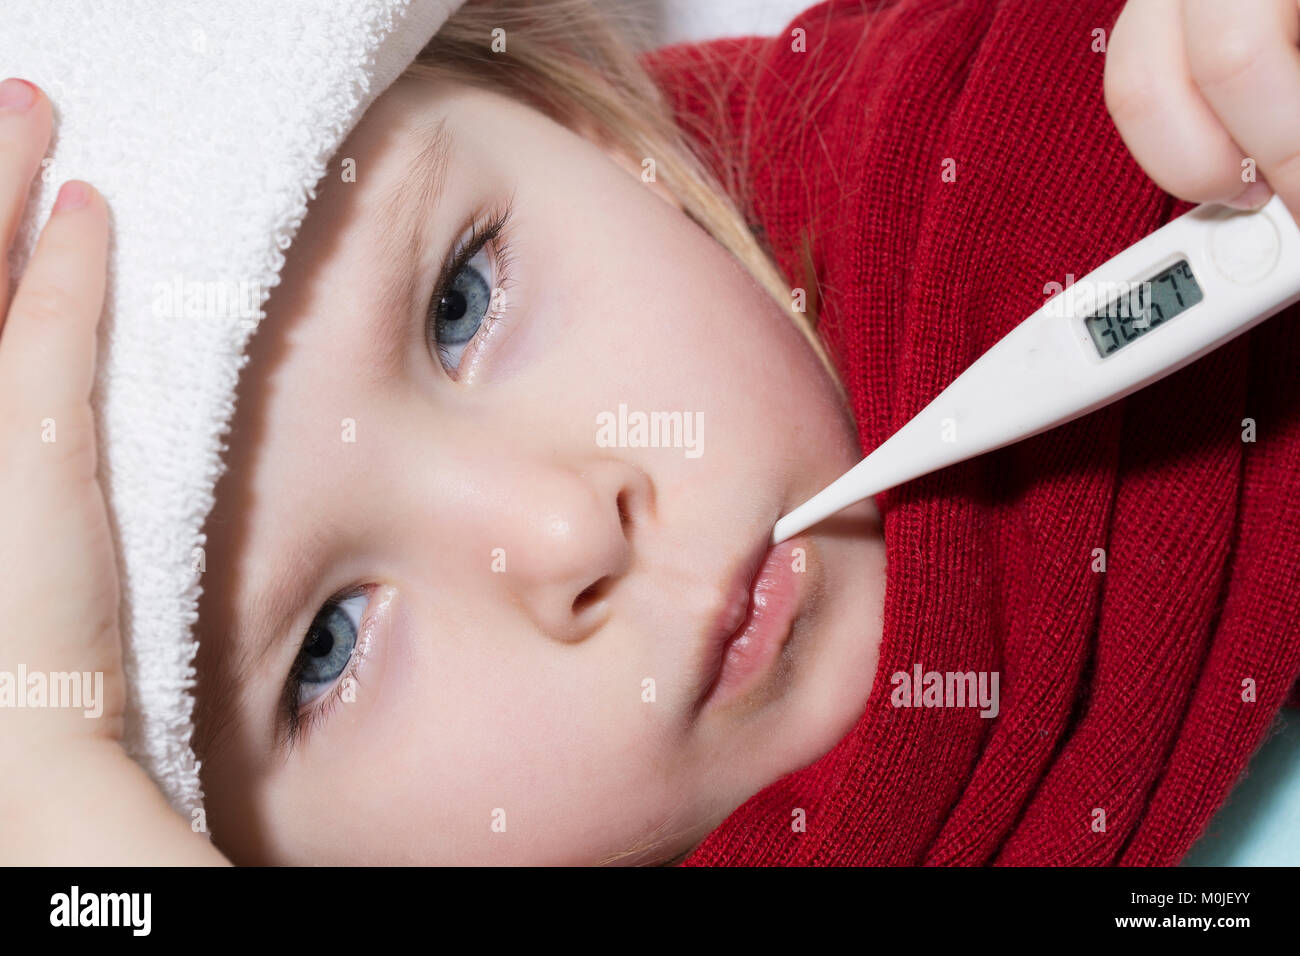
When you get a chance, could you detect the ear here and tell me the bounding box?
[570,113,685,213]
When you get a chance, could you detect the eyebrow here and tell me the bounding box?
[233,515,340,710]
[227,116,455,732]
[375,115,454,352]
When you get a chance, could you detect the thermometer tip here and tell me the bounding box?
[770,515,796,546]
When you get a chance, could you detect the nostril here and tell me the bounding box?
[573,577,610,616]
[616,490,631,531]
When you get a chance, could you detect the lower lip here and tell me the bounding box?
[701,539,804,708]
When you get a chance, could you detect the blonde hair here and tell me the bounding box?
[403,0,846,405]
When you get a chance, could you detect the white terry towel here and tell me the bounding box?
[3,0,464,829]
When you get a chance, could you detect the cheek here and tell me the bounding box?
[514,140,801,407]
[522,178,855,497]
[277,601,666,863]
[582,200,814,401]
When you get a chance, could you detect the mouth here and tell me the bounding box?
[696,531,808,710]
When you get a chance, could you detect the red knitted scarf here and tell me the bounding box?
[643,0,1300,866]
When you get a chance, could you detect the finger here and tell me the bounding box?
[1,181,109,421]
[0,77,53,320]
[1184,0,1300,212]
[1105,0,1258,207]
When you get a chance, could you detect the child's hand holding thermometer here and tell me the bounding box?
[774,195,1300,544]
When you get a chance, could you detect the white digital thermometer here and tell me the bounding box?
[772,194,1300,545]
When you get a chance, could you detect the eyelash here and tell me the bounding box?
[427,202,517,374]
[281,585,372,750]
[278,203,518,751]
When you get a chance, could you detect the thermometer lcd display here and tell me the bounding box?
[1083,259,1203,357]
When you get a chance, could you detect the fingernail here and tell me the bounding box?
[1224,181,1272,211]
[53,181,89,211]
[0,77,37,112]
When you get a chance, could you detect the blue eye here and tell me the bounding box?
[294,591,366,705]
[430,245,494,372]
[426,206,514,375]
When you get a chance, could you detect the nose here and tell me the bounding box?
[496,456,654,642]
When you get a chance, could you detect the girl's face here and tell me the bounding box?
[195,75,886,865]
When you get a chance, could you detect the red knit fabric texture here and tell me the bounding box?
[642,0,1300,866]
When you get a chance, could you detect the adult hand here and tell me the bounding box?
[0,76,124,754]
[1106,0,1300,213]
